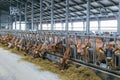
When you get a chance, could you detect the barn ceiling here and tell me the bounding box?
[0,0,119,22]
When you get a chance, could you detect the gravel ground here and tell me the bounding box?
[0,48,59,80]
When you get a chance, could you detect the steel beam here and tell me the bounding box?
[19,4,21,30]
[65,0,69,32]
[0,11,1,29]
[31,0,34,31]
[83,21,85,31]
[40,0,42,31]
[86,0,90,34]
[9,0,12,30]
[54,20,56,30]
[51,0,54,31]
[98,17,101,32]
[15,15,17,30]
[7,16,9,29]
[118,0,120,33]
[61,20,64,30]
[71,19,73,31]
[25,2,27,31]
[9,15,13,30]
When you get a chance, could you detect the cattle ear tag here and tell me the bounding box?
[114,50,119,54]
[86,47,89,49]
[99,49,104,53]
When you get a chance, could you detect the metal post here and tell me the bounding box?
[71,19,73,31]
[0,11,1,29]
[9,20,11,30]
[16,0,18,30]
[25,2,27,31]
[51,0,54,31]
[9,0,11,30]
[86,0,90,34]
[83,20,85,31]
[47,20,48,30]
[15,14,17,30]
[19,4,21,30]
[40,0,42,31]
[61,20,64,30]
[118,0,120,33]
[8,16,9,30]
[54,20,56,30]
[98,17,101,32]
[31,0,34,31]
[65,0,69,32]
[10,16,13,30]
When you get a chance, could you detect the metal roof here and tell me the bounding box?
[0,0,119,22]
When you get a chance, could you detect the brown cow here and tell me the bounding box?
[23,40,31,55]
[32,43,42,58]
[38,35,49,58]
[95,37,106,65]
[78,37,92,62]
[14,38,19,48]
[17,38,24,51]
[76,38,85,59]
[109,48,120,69]
[8,36,15,48]
[60,38,71,70]
[109,40,120,69]
[48,35,58,52]
[1,35,8,44]
[55,40,63,53]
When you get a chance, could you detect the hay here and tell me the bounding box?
[0,43,101,80]
[22,57,101,80]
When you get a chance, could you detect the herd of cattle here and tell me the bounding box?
[0,30,120,70]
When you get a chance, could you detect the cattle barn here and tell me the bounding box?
[0,0,120,80]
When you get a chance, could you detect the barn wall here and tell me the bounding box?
[0,10,9,29]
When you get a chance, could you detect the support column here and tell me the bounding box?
[83,20,85,31]
[54,20,56,30]
[10,16,13,30]
[61,20,64,30]
[31,0,34,31]
[11,19,13,30]
[98,18,101,32]
[8,15,9,29]
[25,2,27,31]
[0,11,1,29]
[65,0,69,32]
[86,0,90,34]
[40,0,42,31]
[47,20,49,30]
[71,20,73,31]
[19,4,21,30]
[15,15,17,30]
[9,0,12,30]
[118,0,120,33]
[8,16,10,30]
[51,0,54,31]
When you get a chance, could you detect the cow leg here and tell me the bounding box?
[76,52,81,59]
[65,59,71,69]
[60,58,65,70]
[96,53,102,65]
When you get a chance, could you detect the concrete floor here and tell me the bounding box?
[0,48,59,80]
